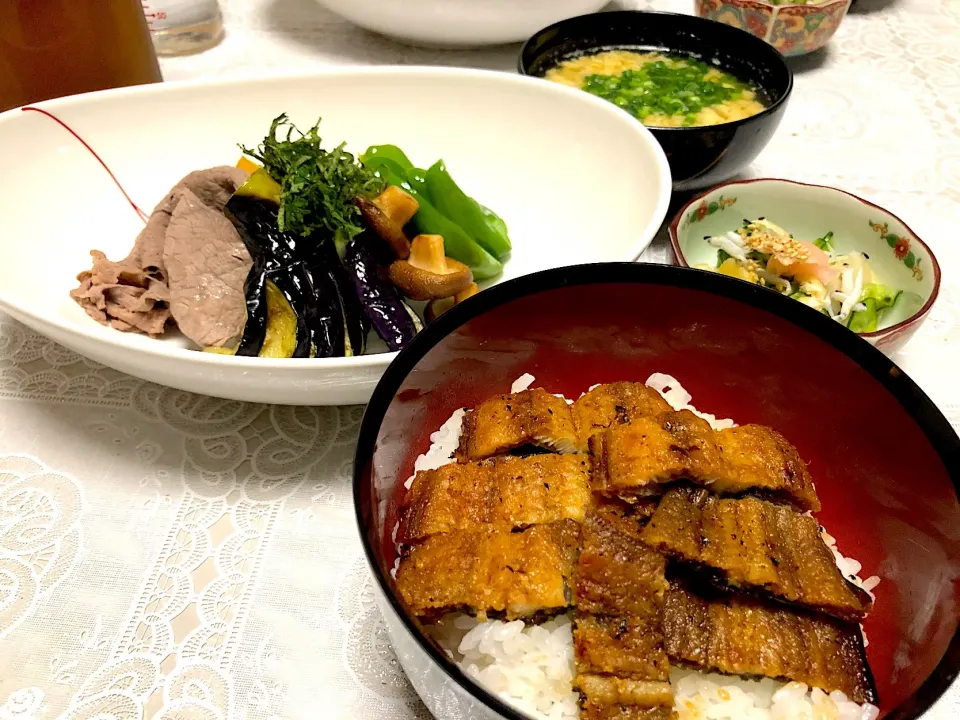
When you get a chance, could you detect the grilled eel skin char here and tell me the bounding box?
[589,411,820,512]
[663,582,877,704]
[642,487,872,620]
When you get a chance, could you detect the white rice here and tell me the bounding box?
[434,614,580,720]
[401,374,880,720]
[512,373,537,393]
[392,408,465,578]
[672,669,880,720]
[408,407,466,482]
[645,373,736,431]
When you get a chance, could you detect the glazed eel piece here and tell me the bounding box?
[662,581,877,705]
[455,388,579,460]
[589,410,820,512]
[571,382,672,447]
[399,453,592,542]
[642,487,872,621]
[394,519,581,621]
[574,503,677,720]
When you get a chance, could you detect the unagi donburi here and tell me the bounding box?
[393,375,880,720]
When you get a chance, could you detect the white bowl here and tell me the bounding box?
[668,178,940,355]
[0,67,671,405]
[315,0,609,47]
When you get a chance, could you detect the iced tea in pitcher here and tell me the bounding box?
[0,0,162,113]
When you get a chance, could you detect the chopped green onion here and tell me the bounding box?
[580,58,756,125]
[814,231,835,252]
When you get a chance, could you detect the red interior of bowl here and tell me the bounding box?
[362,277,960,719]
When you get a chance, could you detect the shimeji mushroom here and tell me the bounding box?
[388,234,473,301]
[355,186,419,259]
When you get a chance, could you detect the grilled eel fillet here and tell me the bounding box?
[642,487,871,620]
[400,454,592,543]
[572,382,672,447]
[578,676,678,720]
[456,383,672,461]
[574,504,675,719]
[394,519,580,621]
[455,388,579,461]
[589,410,820,512]
[663,582,877,704]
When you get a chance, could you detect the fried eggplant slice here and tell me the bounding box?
[572,382,672,445]
[400,454,591,543]
[662,583,877,704]
[642,488,871,620]
[590,414,820,512]
[455,388,578,461]
[394,520,580,620]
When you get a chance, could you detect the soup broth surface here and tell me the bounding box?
[546,50,766,128]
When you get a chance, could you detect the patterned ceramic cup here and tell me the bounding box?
[668,178,941,355]
[695,0,852,56]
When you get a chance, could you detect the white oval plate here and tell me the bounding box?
[0,67,671,405]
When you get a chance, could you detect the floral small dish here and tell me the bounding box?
[668,178,941,354]
[695,0,852,56]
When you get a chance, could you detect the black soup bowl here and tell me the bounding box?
[354,263,960,720]
[518,11,794,192]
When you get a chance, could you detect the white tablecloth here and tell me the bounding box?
[1,0,957,718]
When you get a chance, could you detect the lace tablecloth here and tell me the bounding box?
[1,0,958,718]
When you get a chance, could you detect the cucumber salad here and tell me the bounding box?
[702,218,902,333]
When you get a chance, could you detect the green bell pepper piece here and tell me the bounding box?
[406,167,430,197]
[477,202,509,247]
[410,196,503,281]
[423,160,512,260]
[360,145,414,173]
[364,157,503,281]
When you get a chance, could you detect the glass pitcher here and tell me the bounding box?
[0,0,162,113]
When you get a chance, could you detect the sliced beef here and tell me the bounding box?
[163,188,251,347]
[126,165,248,275]
[72,250,171,335]
[71,166,249,341]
